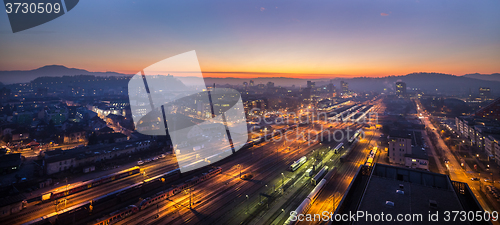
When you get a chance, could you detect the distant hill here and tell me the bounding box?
[462,73,500,82]
[337,72,500,96]
[209,72,500,96]
[0,66,499,97]
[0,65,132,84]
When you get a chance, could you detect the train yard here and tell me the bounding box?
[17,99,382,225]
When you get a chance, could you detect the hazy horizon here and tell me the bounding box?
[1,64,499,82]
[1,0,499,78]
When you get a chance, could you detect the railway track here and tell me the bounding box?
[8,163,179,225]
[303,105,383,224]
[116,126,321,225]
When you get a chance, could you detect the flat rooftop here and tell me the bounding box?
[334,164,488,225]
[355,176,466,225]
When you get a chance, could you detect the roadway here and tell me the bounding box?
[415,100,499,212]
[5,142,86,158]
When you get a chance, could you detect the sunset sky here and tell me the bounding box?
[0,0,499,78]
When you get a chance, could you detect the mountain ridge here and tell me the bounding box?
[0,65,132,84]
[0,66,499,96]
[462,73,500,82]
[1,65,500,83]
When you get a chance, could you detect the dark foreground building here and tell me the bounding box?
[332,163,490,225]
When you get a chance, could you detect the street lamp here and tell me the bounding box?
[246,195,249,213]
[64,177,68,208]
[281,173,285,192]
[189,188,194,209]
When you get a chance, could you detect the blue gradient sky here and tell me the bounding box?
[0,0,499,78]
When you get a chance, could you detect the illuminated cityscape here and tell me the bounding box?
[1,74,499,224]
[1,1,500,225]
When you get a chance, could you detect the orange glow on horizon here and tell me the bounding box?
[7,59,500,80]
[110,60,500,79]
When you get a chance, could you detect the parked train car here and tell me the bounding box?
[142,168,181,192]
[365,147,377,166]
[333,143,344,154]
[289,156,307,171]
[23,167,222,225]
[243,138,262,148]
[353,105,373,123]
[41,166,141,202]
[139,167,222,210]
[312,160,323,172]
[91,182,143,215]
[48,182,145,225]
[305,167,313,177]
[328,104,359,122]
[93,205,138,225]
[96,167,222,224]
[284,179,328,225]
[22,214,54,225]
[344,105,366,122]
[311,166,328,185]
[22,200,91,225]
[348,129,362,144]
